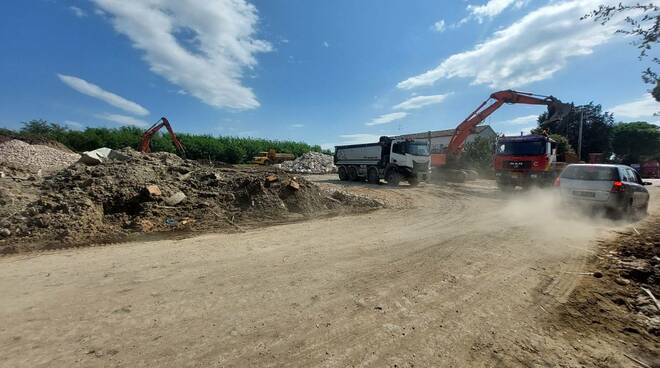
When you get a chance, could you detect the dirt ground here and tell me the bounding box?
[0,177,658,367]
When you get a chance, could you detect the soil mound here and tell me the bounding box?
[0,139,80,175]
[0,148,380,253]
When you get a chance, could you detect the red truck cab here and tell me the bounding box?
[493,134,562,190]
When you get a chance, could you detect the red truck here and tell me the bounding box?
[493,134,566,190]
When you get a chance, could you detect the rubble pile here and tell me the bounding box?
[0,139,80,175]
[278,152,336,174]
[0,148,379,253]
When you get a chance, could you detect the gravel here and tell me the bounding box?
[278,152,336,174]
[0,139,80,174]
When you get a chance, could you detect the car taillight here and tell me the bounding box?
[553,177,560,187]
[611,181,625,192]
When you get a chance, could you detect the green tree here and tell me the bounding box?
[547,134,575,162]
[460,136,496,173]
[533,103,613,161]
[583,3,660,101]
[612,121,660,163]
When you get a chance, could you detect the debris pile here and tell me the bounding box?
[0,139,80,175]
[0,148,380,253]
[555,217,660,347]
[278,152,336,174]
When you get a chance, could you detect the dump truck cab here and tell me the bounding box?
[493,134,563,189]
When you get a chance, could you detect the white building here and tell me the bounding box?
[396,125,497,153]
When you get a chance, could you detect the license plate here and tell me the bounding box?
[510,172,520,178]
[573,190,595,198]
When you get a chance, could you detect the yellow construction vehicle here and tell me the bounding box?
[252,149,295,165]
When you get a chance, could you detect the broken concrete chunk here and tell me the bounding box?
[107,150,129,161]
[287,179,300,191]
[0,228,11,238]
[164,191,186,206]
[79,147,130,165]
[79,148,112,165]
[265,175,278,182]
[143,185,162,197]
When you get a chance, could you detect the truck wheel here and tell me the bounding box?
[338,166,348,181]
[348,166,359,181]
[385,171,400,186]
[367,167,379,184]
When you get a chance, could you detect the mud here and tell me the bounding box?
[0,149,381,253]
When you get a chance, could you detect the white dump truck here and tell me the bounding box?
[334,136,430,186]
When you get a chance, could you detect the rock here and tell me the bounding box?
[265,175,278,182]
[79,147,130,166]
[164,191,186,206]
[79,147,113,165]
[287,179,300,190]
[593,271,603,278]
[143,185,162,197]
[0,228,11,237]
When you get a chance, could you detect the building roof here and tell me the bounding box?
[396,125,495,140]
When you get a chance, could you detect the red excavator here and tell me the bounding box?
[433,90,572,184]
[138,117,186,156]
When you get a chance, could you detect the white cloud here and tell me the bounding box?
[92,0,272,110]
[398,0,624,90]
[467,0,525,21]
[609,93,659,119]
[290,123,304,128]
[323,41,329,48]
[501,114,538,125]
[69,6,87,18]
[366,112,408,126]
[432,20,446,32]
[393,93,451,110]
[96,113,149,127]
[58,74,149,116]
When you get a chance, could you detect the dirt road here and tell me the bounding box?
[1,179,658,367]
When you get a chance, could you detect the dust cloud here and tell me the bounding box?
[494,188,622,244]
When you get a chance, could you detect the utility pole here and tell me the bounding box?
[578,110,584,162]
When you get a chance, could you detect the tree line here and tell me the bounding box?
[0,120,326,164]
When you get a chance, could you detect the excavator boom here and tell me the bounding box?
[138,117,186,156]
[446,90,571,155]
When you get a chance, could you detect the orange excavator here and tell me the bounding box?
[433,90,572,181]
[138,117,186,156]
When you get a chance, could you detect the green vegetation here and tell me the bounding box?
[3,120,324,164]
[460,136,496,174]
[612,121,660,163]
[533,103,614,161]
[547,134,575,162]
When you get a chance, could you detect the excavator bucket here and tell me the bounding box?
[545,99,573,123]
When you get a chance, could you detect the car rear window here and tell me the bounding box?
[560,166,619,181]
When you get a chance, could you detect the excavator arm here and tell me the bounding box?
[446,90,571,154]
[138,117,186,155]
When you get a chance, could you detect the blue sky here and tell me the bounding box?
[1,0,657,149]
